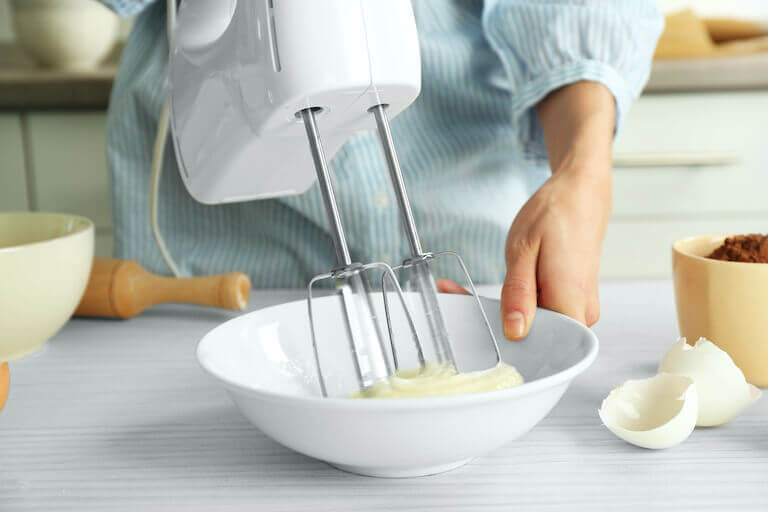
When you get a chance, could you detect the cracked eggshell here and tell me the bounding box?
[659,338,762,427]
[599,374,697,449]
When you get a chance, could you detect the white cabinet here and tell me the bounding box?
[603,91,768,279]
[2,112,114,257]
[613,91,768,216]
[25,113,112,230]
[0,113,28,210]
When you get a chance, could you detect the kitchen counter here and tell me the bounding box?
[1,38,767,110]
[645,53,768,92]
[1,281,766,511]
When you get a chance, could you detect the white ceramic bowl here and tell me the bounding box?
[0,212,94,363]
[198,293,598,477]
[11,0,119,70]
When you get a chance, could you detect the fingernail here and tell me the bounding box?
[503,311,525,340]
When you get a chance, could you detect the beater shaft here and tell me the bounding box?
[370,105,423,256]
[301,107,392,390]
[370,104,456,368]
[301,108,352,267]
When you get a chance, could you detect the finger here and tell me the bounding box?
[537,273,588,326]
[501,238,540,341]
[436,279,470,295]
[584,283,601,327]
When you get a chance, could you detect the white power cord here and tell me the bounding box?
[148,99,181,277]
[148,0,181,277]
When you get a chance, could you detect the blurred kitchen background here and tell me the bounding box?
[0,0,766,279]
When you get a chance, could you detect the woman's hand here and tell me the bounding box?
[439,81,615,340]
[496,161,611,339]
[438,166,611,339]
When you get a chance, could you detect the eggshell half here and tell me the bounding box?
[659,338,762,427]
[599,374,697,449]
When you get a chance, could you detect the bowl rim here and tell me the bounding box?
[673,233,768,267]
[0,211,94,254]
[196,295,600,410]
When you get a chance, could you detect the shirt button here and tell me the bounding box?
[374,191,389,210]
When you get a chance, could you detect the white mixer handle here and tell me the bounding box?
[168,0,421,205]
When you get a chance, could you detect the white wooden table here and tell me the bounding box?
[1,281,766,511]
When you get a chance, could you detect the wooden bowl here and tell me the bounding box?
[673,235,768,387]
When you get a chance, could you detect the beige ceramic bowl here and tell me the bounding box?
[673,235,768,387]
[11,0,119,70]
[0,212,93,365]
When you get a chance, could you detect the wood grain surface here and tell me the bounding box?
[1,282,766,511]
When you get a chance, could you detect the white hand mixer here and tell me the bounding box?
[168,0,501,396]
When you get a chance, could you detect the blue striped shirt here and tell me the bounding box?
[103,1,662,287]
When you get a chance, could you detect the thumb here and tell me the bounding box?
[501,239,539,341]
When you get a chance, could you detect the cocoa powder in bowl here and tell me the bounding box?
[707,234,768,263]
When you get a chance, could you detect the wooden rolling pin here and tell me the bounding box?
[75,259,251,319]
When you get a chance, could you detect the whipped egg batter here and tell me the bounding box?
[352,362,523,399]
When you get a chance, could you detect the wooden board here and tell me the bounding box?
[646,52,768,91]
[0,43,120,109]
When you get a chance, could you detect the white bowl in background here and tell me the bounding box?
[197,293,598,477]
[11,0,119,70]
[0,212,94,363]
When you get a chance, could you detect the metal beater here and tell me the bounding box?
[303,105,501,397]
[301,108,424,397]
[370,104,502,374]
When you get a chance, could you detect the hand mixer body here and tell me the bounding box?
[168,0,501,397]
[169,0,426,398]
[168,0,421,204]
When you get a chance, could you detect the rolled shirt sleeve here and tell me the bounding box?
[482,0,664,160]
[98,0,157,17]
